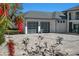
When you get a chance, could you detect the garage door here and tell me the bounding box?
[27,21,38,33]
[40,22,50,33]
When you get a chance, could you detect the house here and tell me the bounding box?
[64,6,79,33]
[24,6,79,34]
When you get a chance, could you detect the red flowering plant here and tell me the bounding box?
[15,14,24,33]
[7,39,15,56]
[0,3,24,45]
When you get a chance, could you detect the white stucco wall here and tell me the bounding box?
[56,20,67,33]
[50,20,56,32]
[69,20,79,23]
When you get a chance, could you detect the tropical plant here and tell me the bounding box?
[0,3,24,45]
[15,13,24,33]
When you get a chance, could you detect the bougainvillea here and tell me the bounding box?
[7,39,15,56]
[0,3,24,45]
[6,3,10,10]
[15,17,23,33]
[3,10,8,16]
[0,7,3,16]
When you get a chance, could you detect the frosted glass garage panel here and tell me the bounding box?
[27,21,38,33]
[40,22,50,33]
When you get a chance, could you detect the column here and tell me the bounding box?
[67,12,69,32]
[38,22,41,33]
[25,21,28,34]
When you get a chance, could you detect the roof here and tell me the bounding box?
[65,5,79,11]
[24,11,65,20]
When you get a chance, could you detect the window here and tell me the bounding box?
[69,13,71,20]
[58,21,59,23]
[76,12,79,20]
[73,24,79,32]
[58,21,64,23]
[58,20,66,23]
[63,21,65,23]
[60,21,62,23]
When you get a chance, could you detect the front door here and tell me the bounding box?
[73,24,79,33]
[69,22,72,32]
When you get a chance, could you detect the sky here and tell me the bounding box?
[22,3,79,12]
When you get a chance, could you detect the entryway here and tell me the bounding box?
[69,22,79,33]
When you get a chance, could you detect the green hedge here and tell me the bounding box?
[0,34,5,45]
[5,30,24,35]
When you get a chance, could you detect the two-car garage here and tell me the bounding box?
[25,11,66,34]
[27,21,50,33]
